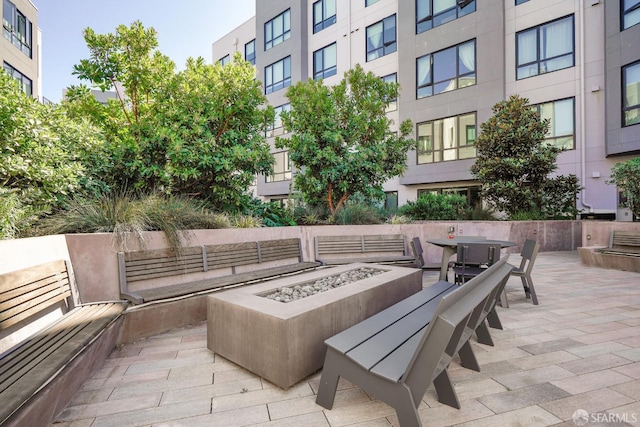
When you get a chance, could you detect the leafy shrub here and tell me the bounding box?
[609,157,640,219]
[465,204,497,220]
[386,214,412,224]
[241,198,296,227]
[231,214,264,228]
[509,210,546,221]
[0,189,41,239]
[334,201,383,225]
[398,193,469,220]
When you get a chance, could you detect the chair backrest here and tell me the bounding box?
[457,242,501,266]
[519,239,539,273]
[410,237,425,267]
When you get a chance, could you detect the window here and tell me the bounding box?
[266,103,291,137]
[266,151,292,182]
[313,43,337,80]
[624,61,640,126]
[384,191,398,211]
[3,61,32,96]
[382,73,397,112]
[516,15,574,80]
[313,0,336,33]
[245,39,256,65]
[219,55,230,66]
[366,0,380,5]
[623,1,640,30]
[532,98,575,149]
[417,112,476,163]
[265,9,291,50]
[366,15,396,62]
[417,40,475,99]
[416,0,476,34]
[2,0,32,57]
[265,57,291,94]
[516,0,530,4]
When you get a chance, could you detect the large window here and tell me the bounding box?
[313,43,337,80]
[245,39,256,65]
[366,0,380,6]
[265,9,291,50]
[623,0,640,30]
[265,56,291,94]
[416,0,476,34]
[532,98,575,149]
[516,0,530,4]
[417,112,476,163]
[266,103,291,137]
[3,61,32,96]
[624,61,640,126]
[417,40,475,99]
[219,55,230,66]
[366,15,396,62]
[2,0,32,57]
[516,15,574,80]
[266,151,291,182]
[382,73,397,112]
[313,0,336,33]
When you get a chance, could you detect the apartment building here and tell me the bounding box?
[1,0,39,99]
[212,0,640,220]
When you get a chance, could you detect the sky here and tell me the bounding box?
[32,0,256,103]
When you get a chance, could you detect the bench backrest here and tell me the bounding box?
[315,234,407,256]
[0,260,73,331]
[611,231,640,249]
[403,256,512,405]
[119,238,303,285]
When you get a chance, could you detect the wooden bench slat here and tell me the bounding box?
[315,234,416,267]
[326,281,455,354]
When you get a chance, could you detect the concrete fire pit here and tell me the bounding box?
[206,263,422,389]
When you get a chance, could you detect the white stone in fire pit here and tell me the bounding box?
[206,263,422,389]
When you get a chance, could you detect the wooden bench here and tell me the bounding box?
[315,256,513,427]
[598,231,640,257]
[0,260,127,426]
[119,238,321,304]
[314,234,419,267]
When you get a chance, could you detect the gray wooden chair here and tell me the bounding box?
[453,242,501,284]
[510,239,540,305]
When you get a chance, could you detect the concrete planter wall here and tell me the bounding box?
[0,221,582,304]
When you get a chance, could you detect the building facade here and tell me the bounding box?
[1,0,39,99]
[212,0,640,219]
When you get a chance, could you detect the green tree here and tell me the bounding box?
[609,157,640,218]
[0,72,101,237]
[277,64,414,216]
[66,21,274,209]
[470,94,580,219]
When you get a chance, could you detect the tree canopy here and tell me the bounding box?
[276,64,414,215]
[470,94,580,219]
[65,21,274,210]
[609,157,640,218]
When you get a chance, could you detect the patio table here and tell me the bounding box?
[426,238,517,281]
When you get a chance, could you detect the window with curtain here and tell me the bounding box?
[366,15,396,62]
[3,61,32,96]
[265,9,291,50]
[313,0,336,33]
[623,0,640,30]
[314,43,337,80]
[416,40,475,99]
[417,112,476,163]
[624,61,640,126]
[266,151,292,182]
[416,0,476,34]
[265,56,291,94]
[532,98,575,150]
[516,15,574,80]
[382,73,397,112]
[245,39,256,65]
[219,55,230,66]
[2,0,32,58]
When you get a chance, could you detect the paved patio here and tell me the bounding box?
[52,251,640,426]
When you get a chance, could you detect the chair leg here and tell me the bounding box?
[458,340,481,371]
[521,276,531,300]
[316,351,341,409]
[486,307,503,330]
[499,289,509,308]
[475,320,494,346]
[525,274,539,305]
[433,369,461,409]
[393,385,423,427]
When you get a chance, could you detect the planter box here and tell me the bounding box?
[206,263,422,389]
